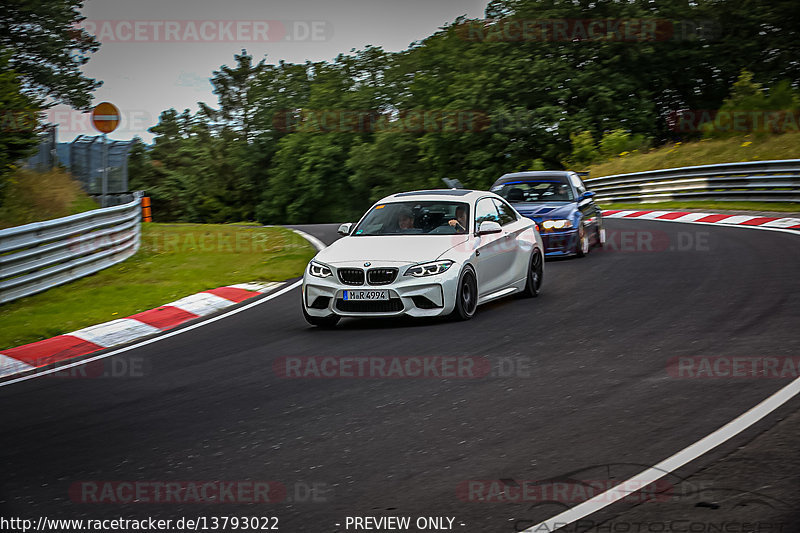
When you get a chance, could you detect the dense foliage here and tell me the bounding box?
[0,0,102,204]
[125,0,800,223]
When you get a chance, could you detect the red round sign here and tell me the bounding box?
[91,102,120,134]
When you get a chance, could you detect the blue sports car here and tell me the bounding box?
[490,171,604,258]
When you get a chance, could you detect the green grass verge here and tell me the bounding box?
[586,134,799,178]
[0,223,316,350]
[0,168,99,229]
[599,201,800,213]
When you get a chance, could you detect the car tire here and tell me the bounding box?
[575,223,589,257]
[521,249,543,298]
[450,266,478,321]
[302,304,340,328]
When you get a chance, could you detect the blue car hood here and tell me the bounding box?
[510,202,576,221]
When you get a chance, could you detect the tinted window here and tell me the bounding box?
[474,198,500,228]
[569,173,587,196]
[493,180,575,202]
[493,199,517,226]
[353,201,470,236]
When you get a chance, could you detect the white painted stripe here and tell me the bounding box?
[0,230,327,387]
[166,292,235,317]
[0,354,35,377]
[760,217,800,228]
[670,212,715,222]
[616,215,800,236]
[603,210,638,218]
[526,212,799,530]
[93,115,119,120]
[716,214,756,225]
[290,228,326,251]
[70,318,161,348]
[0,280,304,387]
[228,281,282,293]
[526,374,800,532]
[633,210,672,220]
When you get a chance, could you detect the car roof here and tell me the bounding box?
[377,189,500,204]
[494,171,572,185]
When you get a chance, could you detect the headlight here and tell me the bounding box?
[404,260,453,277]
[309,261,332,278]
[541,219,573,230]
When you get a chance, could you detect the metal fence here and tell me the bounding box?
[584,160,800,203]
[0,194,143,304]
[69,135,134,198]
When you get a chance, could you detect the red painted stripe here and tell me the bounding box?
[602,210,622,216]
[696,214,732,223]
[623,211,654,218]
[127,305,199,330]
[1,335,103,367]
[204,286,259,303]
[739,217,779,226]
[656,212,692,220]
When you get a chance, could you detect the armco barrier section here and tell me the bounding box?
[0,193,142,304]
[584,159,800,203]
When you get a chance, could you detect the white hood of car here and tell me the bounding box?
[315,234,471,265]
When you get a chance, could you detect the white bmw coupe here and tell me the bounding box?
[301,189,544,327]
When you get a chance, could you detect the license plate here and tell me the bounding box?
[343,289,389,301]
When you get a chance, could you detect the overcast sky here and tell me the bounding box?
[50,0,488,143]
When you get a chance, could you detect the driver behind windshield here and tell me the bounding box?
[397,208,415,231]
[448,205,467,233]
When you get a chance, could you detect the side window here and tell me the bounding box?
[493,199,517,226]
[569,173,587,196]
[474,198,500,228]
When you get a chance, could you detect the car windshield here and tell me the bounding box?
[353,201,470,236]
[493,180,574,203]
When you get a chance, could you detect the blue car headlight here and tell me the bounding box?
[309,261,332,278]
[404,260,453,277]
[541,219,573,230]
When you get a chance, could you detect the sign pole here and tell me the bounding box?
[101,133,108,207]
[91,102,120,207]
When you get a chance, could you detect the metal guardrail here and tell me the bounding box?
[0,193,143,304]
[584,159,800,203]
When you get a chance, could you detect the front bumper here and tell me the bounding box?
[302,264,460,318]
[540,229,578,257]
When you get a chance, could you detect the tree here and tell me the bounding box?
[0,0,101,109]
[0,54,41,204]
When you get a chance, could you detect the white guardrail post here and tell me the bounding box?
[583,159,800,203]
[0,192,143,304]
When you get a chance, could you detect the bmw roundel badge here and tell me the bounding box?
[364,262,371,267]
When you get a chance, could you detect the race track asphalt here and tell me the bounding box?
[1,219,798,532]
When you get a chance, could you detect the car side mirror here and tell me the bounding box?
[580,191,596,200]
[337,223,353,236]
[476,221,502,235]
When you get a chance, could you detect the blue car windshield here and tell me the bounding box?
[353,201,470,236]
[492,180,574,203]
